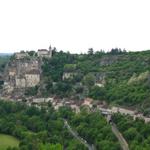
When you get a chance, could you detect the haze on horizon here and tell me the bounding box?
[0,0,150,54]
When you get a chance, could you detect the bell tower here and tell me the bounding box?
[49,44,52,58]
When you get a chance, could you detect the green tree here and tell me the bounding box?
[89,86,106,100]
[82,74,95,88]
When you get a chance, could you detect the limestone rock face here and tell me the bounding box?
[25,72,40,87]
[3,53,41,96]
[99,56,119,66]
[15,78,26,88]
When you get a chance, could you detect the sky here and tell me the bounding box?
[0,0,150,54]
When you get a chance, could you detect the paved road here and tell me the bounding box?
[111,123,129,150]
[64,120,95,150]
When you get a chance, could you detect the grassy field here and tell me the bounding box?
[0,134,19,150]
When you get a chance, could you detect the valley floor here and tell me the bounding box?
[0,134,19,150]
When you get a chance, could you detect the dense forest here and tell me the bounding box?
[0,100,120,150]
[67,109,120,150]
[112,113,150,150]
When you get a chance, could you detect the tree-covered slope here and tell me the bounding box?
[112,113,150,150]
[40,49,150,113]
[0,100,120,150]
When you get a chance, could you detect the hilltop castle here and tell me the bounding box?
[37,45,52,58]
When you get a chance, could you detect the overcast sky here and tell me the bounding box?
[0,0,150,53]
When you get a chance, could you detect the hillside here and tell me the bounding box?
[1,48,150,114]
[0,53,12,56]
[40,49,150,114]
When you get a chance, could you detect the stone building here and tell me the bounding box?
[9,68,16,76]
[15,77,26,88]
[15,52,29,59]
[3,82,14,94]
[62,72,76,80]
[25,70,40,87]
[38,45,52,58]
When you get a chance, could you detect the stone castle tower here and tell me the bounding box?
[49,45,52,58]
[37,44,52,58]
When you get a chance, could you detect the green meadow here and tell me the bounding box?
[0,134,19,150]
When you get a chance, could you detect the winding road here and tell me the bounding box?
[111,123,129,150]
[64,119,95,150]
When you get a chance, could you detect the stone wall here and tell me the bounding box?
[38,49,52,58]
[25,74,40,87]
[15,78,26,88]
[15,52,29,59]
[3,82,14,94]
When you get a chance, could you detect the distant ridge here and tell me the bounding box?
[0,53,13,56]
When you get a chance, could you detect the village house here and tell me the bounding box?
[82,98,93,108]
[8,68,16,76]
[111,106,135,116]
[32,98,45,104]
[32,97,53,104]
[54,102,64,110]
[62,72,77,80]
[3,82,14,93]
[70,104,80,113]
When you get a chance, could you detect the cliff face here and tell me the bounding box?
[1,47,53,98]
[2,53,41,97]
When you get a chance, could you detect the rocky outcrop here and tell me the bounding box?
[99,55,119,66]
[2,54,41,96]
